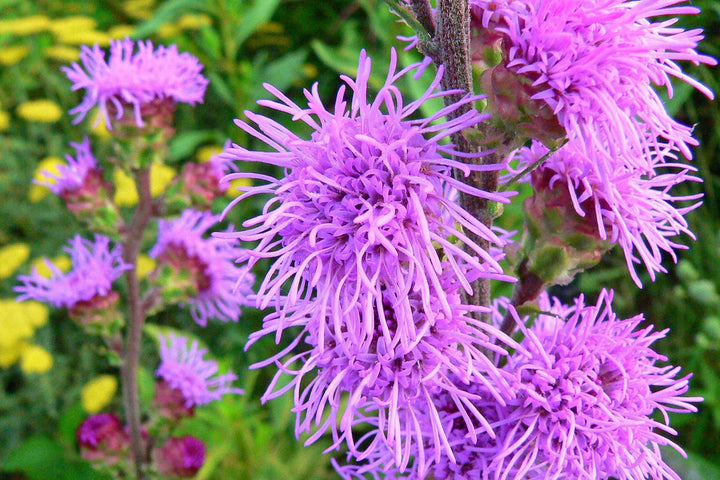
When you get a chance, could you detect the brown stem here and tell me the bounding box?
[436,0,501,318]
[408,0,436,37]
[121,168,153,480]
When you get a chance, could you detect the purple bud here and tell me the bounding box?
[155,436,205,478]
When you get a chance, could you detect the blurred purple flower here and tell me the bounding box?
[36,137,98,195]
[63,38,208,128]
[156,333,242,408]
[155,436,206,478]
[76,413,130,465]
[220,47,514,343]
[470,0,715,175]
[516,140,702,285]
[15,234,130,309]
[150,209,255,326]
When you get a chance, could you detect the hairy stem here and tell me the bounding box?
[121,168,153,480]
[408,0,436,37]
[436,0,501,318]
[499,257,545,336]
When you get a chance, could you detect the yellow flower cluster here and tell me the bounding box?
[28,156,65,203]
[113,163,177,207]
[0,299,53,374]
[0,243,31,279]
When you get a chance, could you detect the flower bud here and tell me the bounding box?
[155,436,205,478]
[77,413,130,465]
[153,379,195,420]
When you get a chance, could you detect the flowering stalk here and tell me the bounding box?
[120,167,154,479]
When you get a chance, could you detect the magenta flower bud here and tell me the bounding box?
[76,413,130,465]
[155,436,205,478]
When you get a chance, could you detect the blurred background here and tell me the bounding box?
[0,1,718,478]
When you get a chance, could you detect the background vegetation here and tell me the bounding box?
[0,0,718,478]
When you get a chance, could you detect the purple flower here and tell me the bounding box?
[155,436,206,478]
[470,0,715,177]
[156,333,242,408]
[517,140,702,285]
[15,234,130,309]
[149,209,255,326]
[221,47,513,344]
[63,38,208,128]
[252,266,518,473]
[338,290,700,480]
[76,413,130,465]
[36,137,98,195]
[483,290,701,480]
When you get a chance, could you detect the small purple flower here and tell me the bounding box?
[156,333,242,408]
[149,209,255,326]
[37,137,98,195]
[63,38,208,128]
[221,47,514,346]
[470,0,715,180]
[76,413,130,465]
[155,436,206,478]
[517,140,702,285]
[15,234,130,309]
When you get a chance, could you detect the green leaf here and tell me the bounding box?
[233,0,283,49]
[661,446,720,480]
[57,402,85,448]
[168,130,219,162]
[132,0,207,38]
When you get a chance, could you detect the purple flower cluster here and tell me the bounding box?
[150,209,255,326]
[156,333,242,408]
[15,234,130,309]
[221,48,517,468]
[337,290,700,480]
[63,38,208,128]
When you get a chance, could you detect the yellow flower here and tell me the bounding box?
[0,243,30,279]
[123,0,156,20]
[0,15,51,35]
[54,30,111,47]
[108,24,135,39]
[0,45,30,66]
[114,164,177,206]
[0,300,34,348]
[17,100,63,123]
[226,177,253,198]
[21,301,50,329]
[196,145,224,163]
[0,342,23,368]
[29,157,64,202]
[81,375,118,413]
[176,13,212,30]
[136,254,157,280]
[48,16,97,36]
[31,255,72,279]
[20,343,53,374]
[44,45,80,62]
[0,110,9,131]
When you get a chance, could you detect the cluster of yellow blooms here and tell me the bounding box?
[0,297,53,374]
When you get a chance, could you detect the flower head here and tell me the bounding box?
[149,209,254,326]
[483,290,701,480]
[222,47,513,344]
[77,413,130,465]
[470,0,715,175]
[155,436,206,478]
[156,333,242,408]
[15,234,130,309]
[63,38,208,128]
[516,140,702,285]
[36,137,98,195]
